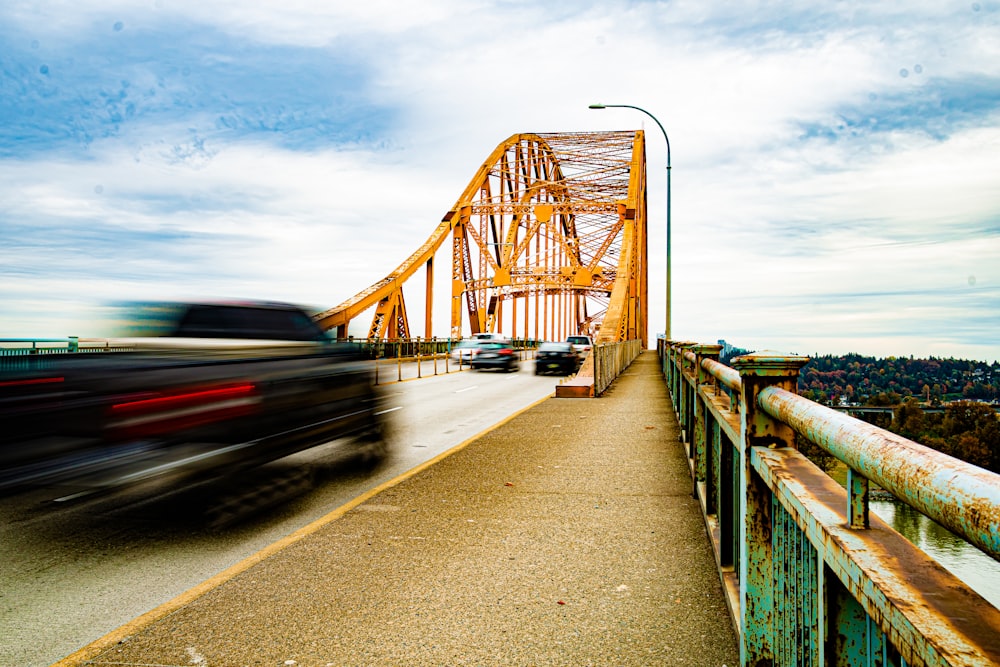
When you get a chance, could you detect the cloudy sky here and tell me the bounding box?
[2,1,998,361]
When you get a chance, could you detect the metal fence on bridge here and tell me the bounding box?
[0,338,136,355]
[660,340,1000,667]
[0,337,540,386]
[592,339,643,395]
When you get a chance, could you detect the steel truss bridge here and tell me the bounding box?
[314,131,647,349]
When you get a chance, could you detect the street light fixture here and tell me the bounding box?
[588,103,671,342]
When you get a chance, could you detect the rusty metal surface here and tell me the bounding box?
[702,356,741,392]
[771,494,820,667]
[660,342,1000,666]
[753,446,1000,667]
[702,389,740,445]
[741,437,776,666]
[758,385,1000,561]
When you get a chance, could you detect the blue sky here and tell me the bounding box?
[1,1,998,362]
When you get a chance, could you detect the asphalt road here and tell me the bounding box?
[1,359,561,667]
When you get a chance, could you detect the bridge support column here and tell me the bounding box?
[732,352,809,667]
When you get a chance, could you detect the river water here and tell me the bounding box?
[870,499,1000,609]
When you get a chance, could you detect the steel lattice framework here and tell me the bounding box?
[315,131,647,346]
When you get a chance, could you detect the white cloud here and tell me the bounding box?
[1,1,998,361]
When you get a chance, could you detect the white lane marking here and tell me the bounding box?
[374,406,402,416]
[53,490,98,503]
[454,385,479,393]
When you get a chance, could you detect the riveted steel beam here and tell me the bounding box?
[316,132,647,349]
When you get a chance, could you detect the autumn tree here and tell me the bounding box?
[892,398,925,440]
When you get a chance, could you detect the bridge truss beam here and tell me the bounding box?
[315,131,647,346]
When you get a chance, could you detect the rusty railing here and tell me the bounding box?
[659,340,1000,667]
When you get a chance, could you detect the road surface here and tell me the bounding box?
[1,360,561,666]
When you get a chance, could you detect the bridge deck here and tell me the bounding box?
[64,352,739,666]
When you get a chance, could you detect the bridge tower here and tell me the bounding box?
[315,131,648,347]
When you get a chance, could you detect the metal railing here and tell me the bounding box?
[659,339,1000,667]
[592,339,643,395]
[340,337,538,385]
[342,336,537,360]
[0,336,538,386]
[1,339,136,373]
[0,337,136,355]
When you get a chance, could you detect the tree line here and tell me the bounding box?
[795,353,998,406]
[716,346,1000,474]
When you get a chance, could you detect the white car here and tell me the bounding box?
[449,340,480,362]
[472,333,509,343]
[566,335,593,357]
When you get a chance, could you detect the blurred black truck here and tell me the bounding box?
[0,301,386,493]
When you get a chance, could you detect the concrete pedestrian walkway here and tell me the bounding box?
[60,351,739,666]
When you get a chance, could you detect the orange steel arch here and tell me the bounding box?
[315,131,647,347]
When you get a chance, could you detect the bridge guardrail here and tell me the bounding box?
[344,337,539,361]
[0,337,136,355]
[1,336,537,385]
[556,338,642,398]
[1,339,136,373]
[345,337,537,385]
[659,339,1000,666]
[593,339,643,395]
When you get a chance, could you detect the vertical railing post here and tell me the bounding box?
[659,337,668,376]
[732,352,809,667]
[668,343,679,412]
[676,344,692,444]
[672,343,683,416]
[664,342,673,396]
[681,347,690,444]
[692,344,723,502]
[416,337,422,379]
[716,418,737,569]
[396,340,402,382]
[678,342,698,446]
[847,469,870,529]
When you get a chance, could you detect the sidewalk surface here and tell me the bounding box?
[68,352,739,666]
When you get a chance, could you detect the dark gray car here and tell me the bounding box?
[470,341,519,372]
[535,341,581,375]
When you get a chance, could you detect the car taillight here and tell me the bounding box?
[107,382,260,440]
[0,376,65,388]
[499,349,513,355]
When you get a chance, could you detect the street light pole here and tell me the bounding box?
[588,103,671,342]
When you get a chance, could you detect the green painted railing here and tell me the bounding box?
[0,338,135,358]
[659,339,1000,667]
[0,336,539,386]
